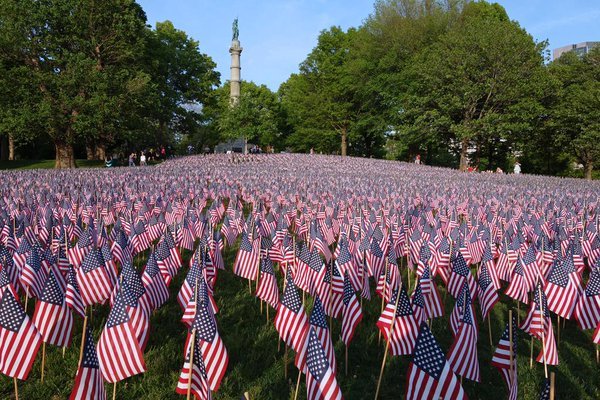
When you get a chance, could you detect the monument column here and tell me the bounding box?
[229,18,242,106]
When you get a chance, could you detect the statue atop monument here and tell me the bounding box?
[232,18,239,41]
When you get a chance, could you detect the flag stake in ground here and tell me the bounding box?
[374,281,402,400]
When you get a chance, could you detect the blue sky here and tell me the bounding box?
[138,0,599,91]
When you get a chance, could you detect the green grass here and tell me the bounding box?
[1,246,599,399]
[0,159,105,170]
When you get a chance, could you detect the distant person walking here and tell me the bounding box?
[140,152,147,166]
[128,153,136,166]
[513,161,521,174]
[415,154,421,165]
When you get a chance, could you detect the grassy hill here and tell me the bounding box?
[1,245,598,399]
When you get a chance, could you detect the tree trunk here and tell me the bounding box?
[55,142,76,168]
[341,126,347,157]
[95,143,106,160]
[1,136,8,161]
[8,134,15,161]
[86,144,95,160]
[584,160,593,180]
[459,138,469,171]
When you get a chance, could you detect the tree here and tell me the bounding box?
[208,81,284,150]
[0,0,150,167]
[549,48,600,180]
[144,21,220,148]
[397,1,550,170]
[280,27,362,156]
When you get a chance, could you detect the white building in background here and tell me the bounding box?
[553,41,599,60]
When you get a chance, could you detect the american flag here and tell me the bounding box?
[176,332,212,400]
[187,282,228,391]
[491,316,518,400]
[255,257,279,309]
[314,261,343,319]
[447,289,480,382]
[421,264,444,319]
[305,326,343,400]
[574,265,600,330]
[33,266,73,347]
[118,266,150,350]
[178,251,203,311]
[141,250,170,310]
[377,286,419,355]
[65,266,85,318]
[521,281,559,366]
[405,322,466,400]
[477,263,499,318]
[97,293,146,382]
[447,252,476,300]
[505,255,529,304]
[274,275,309,352]
[0,288,43,379]
[233,231,259,281]
[295,295,336,375]
[67,229,93,268]
[111,229,132,267]
[539,378,551,400]
[21,245,47,298]
[69,326,106,400]
[220,215,237,247]
[521,246,540,292]
[545,259,580,319]
[366,239,385,280]
[340,272,362,346]
[77,248,112,306]
[410,281,426,325]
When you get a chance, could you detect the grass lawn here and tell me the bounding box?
[1,244,598,399]
[0,159,105,170]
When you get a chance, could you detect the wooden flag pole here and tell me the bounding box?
[14,377,19,400]
[186,330,197,400]
[509,310,514,382]
[112,382,117,400]
[557,315,561,344]
[293,368,302,400]
[78,309,89,367]
[243,392,250,400]
[596,344,599,364]
[530,336,534,369]
[187,278,200,400]
[550,371,556,400]
[539,290,548,379]
[488,314,493,349]
[378,259,389,345]
[374,284,402,400]
[284,344,288,379]
[24,288,29,312]
[345,345,349,376]
[41,342,46,383]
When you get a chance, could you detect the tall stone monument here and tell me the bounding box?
[229,18,242,105]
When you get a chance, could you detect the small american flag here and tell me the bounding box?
[377,286,419,355]
[77,248,112,306]
[295,295,336,375]
[274,275,309,352]
[574,265,600,329]
[305,326,343,400]
[188,283,229,391]
[0,288,43,379]
[491,316,518,400]
[33,266,73,347]
[176,333,212,400]
[255,257,279,309]
[65,266,85,318]
[69,326,106,400]
[405,322,466,400]
[447,289,480,382]
[97,293,146,383]
[340,273,362,346]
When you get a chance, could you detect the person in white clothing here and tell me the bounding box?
[140,152,147,166]
[513,161,521,174]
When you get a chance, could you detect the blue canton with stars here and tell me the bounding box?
[412,323,446,380]
[41,270,64,306]
[306,327,330,383]
[0,288,26,332]
[281,275,302,313]
[81,326,100,369]
[310,296,329,329]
